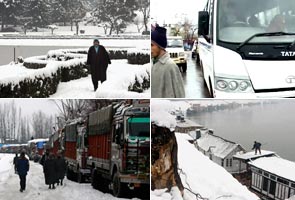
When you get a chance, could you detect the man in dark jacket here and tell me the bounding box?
[16,152,29,192]
[252,141,262,155]
[56,152,67,186]
[87,39,111,91]
[43,153,57,189]
[13,153,18,174]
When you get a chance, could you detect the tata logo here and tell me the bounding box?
[281,51,295,57]
[285,76,295,84]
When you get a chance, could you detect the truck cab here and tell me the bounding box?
[198,0,295,98]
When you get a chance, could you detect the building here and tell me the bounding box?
[175,118,203,133]
[233,150,295,200]
[249,156,295,200]
[195,131,246,174]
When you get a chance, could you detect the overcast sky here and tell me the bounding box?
[151,0,207,25]
[0,99,59,117]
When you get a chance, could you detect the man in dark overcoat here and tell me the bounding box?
[87,39,111,91]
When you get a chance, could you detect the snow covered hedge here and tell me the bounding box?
[0,57,88,98]
[23,56,48,69]
[127,49,150,65]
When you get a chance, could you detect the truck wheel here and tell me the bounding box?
[112,171,124,197]
[66,167,72,180]
[91,170,98,189]
[182,63,187,73]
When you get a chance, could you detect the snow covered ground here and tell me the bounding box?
[151,134,259,200]
[0,153,140,200]
[151,99,259,200]
[49,60,150,98]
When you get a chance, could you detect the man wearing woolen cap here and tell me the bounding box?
[87,39,111,91]
[151,26,185,98]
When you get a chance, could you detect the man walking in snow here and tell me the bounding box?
[151,25,185,98]
[56,152,67,186]
[43,153,58,189]
[13,153,19,174]
[252,141,262,155]
[16,151,29,192]
[87,39,111,91]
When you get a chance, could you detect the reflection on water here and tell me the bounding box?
[187,100,295,162]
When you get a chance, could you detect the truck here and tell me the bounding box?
[88,100,150,197]
[63,119,90,183]
[198,0,295,98]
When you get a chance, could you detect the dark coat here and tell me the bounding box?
[86,45,111,82]
[43,158,57,185]
[56,157,67,179]
[16,157,29,176]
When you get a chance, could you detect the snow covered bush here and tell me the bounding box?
[108,50,127,60]
[127,49,150,65]
[23,56,48,69]
[128,71,150,93]
[0,71,60,98]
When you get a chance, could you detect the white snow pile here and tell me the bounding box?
[249,156,295,182]
[0,154,14,184]
[197,133,241,159]
[24,55,48,65]
[47,49,87,60]
[27,138,49,145]
[151,100,192,131]
[127,48,149,55]
[151,134,260,200]
[0,57,86,85]
[95,60,150,98]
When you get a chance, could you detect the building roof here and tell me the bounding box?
[249,156,295,182]
[197,133,244,159]
[233,150,276,161]
[176,119,203,129]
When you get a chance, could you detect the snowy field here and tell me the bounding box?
[50,60,150,98]
[0,153,140,200]
[151,100,259,200]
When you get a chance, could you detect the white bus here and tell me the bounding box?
[197,0,295,98]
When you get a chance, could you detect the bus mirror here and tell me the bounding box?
[198,11,209,36]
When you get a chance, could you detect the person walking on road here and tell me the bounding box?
[56,152,67,186]
[151,25,185,98]
[13,153,19,174]
[16,151,29,192]
[87,39,111,91]
[43,153,57,189]
[252,141,262,155]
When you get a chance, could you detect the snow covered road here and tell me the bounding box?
[0,154,139,200]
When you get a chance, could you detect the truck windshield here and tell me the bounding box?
[128,117,150,137]
[217,0,295,44]
[167,39,183,48]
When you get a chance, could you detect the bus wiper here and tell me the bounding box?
[287,39,295,50]
[237,32,295,51]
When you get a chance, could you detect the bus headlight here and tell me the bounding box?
[215,77,253,93]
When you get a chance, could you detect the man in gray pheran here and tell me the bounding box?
[151,26,185,98]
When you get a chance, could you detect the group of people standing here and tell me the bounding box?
[13,150,67,192]
[40,150,67,189]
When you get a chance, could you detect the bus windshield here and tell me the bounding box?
[128,117,150,137]
[217,0,295,44]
